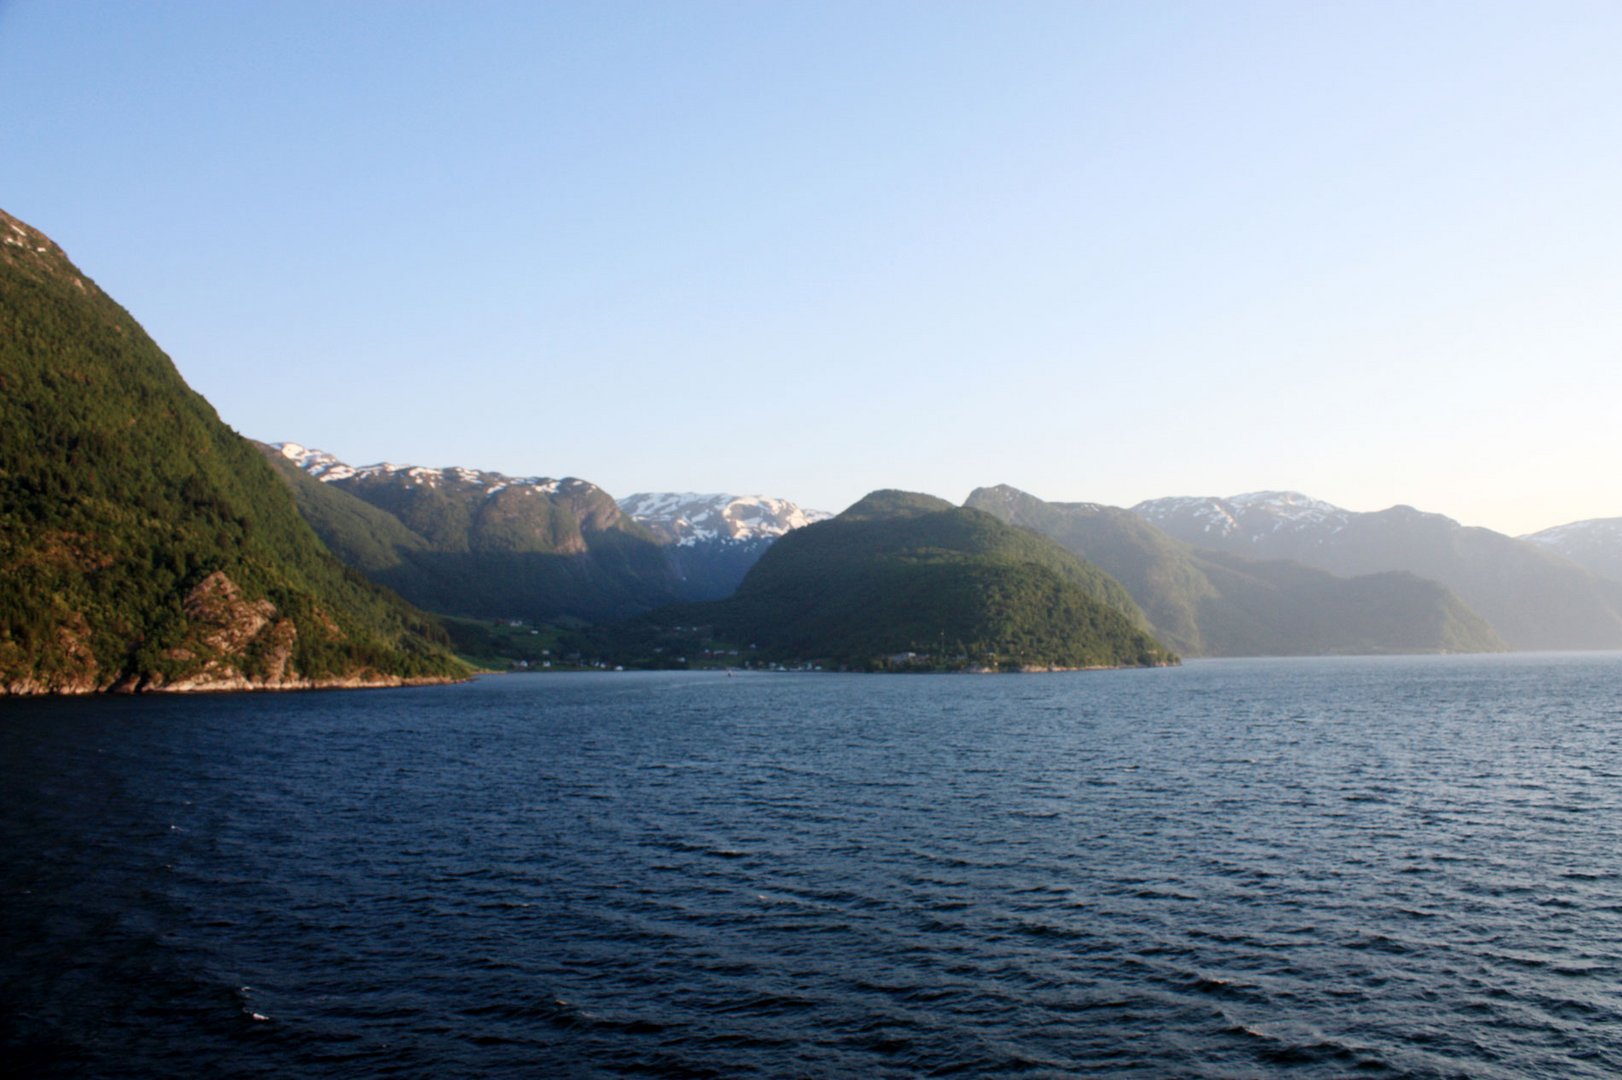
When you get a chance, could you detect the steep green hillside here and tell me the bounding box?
[0,209,466,693]
[966,487,1214,651]
[968,485,1503,656]
[259,446,432,575]
[652,490,1174,670]
[263,445,681,622]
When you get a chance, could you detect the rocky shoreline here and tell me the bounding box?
[2,673,467,697]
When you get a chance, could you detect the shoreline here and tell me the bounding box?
[1,673,469,697]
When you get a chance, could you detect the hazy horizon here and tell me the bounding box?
[4,1,1619,535]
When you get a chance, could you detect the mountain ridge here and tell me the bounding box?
[1130,490,1622,650]
[266,442,681,622]
[618,491,831,546]
[1523,517,1622,586]
[968,485,1503,657]
[617,490,831,602]
[0,208,467,694]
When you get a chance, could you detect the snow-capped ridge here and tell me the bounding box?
[1524,517,1622,546]
[1521,516,1622,586]
[620,492,831,547]
[1134,490,1350,539]
[1228,490,1346,520]
[271,442,568,496]
[1132,495,1243,537]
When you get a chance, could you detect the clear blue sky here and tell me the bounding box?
[4,0,1620,533]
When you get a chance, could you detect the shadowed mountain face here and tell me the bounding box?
[967,486,1504,657]
[0,209,465,694]
[648,489,1175,671]
[1130,492,1622,651]
[265,444,682,622]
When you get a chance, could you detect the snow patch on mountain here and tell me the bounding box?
[1522,517,1622,585]
[1229,490,1347,524]
[1524,517,1622,547]
[620,492,831,547]
[1132,496,1242,537]
[272,442,564,495]
[1133,491,1349,540]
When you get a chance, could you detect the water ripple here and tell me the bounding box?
[4,654,1622,1076]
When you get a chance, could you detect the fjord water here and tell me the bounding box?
[3,656,1620,1077]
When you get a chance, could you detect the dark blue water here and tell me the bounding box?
[4,654,1622,1077]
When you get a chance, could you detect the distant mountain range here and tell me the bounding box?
[618,492,831,601]
[10,201,1622,692]
[1131,492,1622,651]
[268,446,831,617]
[265,443,678,622]
[267,439,1622,659]
[619,491,831,546]
[968,486,1503,657]
[1523,518,1622,587]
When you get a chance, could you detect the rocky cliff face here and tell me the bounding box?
[126,570,318,691]
[3,569,451,695]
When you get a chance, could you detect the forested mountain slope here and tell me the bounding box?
[649,490,1174,671]
[0,210,465,693]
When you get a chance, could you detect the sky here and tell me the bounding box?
[2,0,1620,534]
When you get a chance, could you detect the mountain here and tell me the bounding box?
[618,492,831,600]
[1133,491,1351,547]
[1523,518,1622,586]
[619,491,830,546]
[1133,492,1622,650]
[0,210,466,693]
[268,444,681,621]
[649,490,1174,670]
[967,485,1503,657]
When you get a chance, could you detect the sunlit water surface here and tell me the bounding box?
[3,654,1621,1077]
